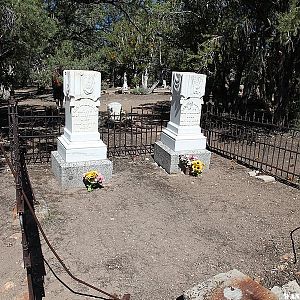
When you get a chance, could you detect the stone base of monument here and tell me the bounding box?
[154,141,211,174]
[51,151,113,188]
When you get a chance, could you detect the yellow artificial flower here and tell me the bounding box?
[84,170,98,180]
[191,160,205,174]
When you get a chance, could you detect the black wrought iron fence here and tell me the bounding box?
[201,106,300,188]
[16,107,64,163]
[11,106,168,163]
[100,106,168,157]
[7,101,300,188]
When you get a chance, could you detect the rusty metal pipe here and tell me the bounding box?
[0,143,130,300]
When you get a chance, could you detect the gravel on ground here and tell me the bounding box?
[0,153,299,300]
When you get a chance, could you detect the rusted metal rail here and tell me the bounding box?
[3,98,130,300]
[6,97,45,300]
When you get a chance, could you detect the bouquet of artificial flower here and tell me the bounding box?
[179,155,205,176]
[83,170,104,192]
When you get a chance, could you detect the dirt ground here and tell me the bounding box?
[0,153,299,300]
[14,87,171,112]
[0,90,300,300]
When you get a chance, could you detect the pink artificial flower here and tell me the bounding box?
[96,174,105,183]
[189,155,196,160]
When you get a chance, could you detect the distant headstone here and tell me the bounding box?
[142,68,148,89]
[122,72,128,93]
[0,85,10,101]
[51,70,112,187]
[162,79,167,89]
[238,84,244,97]
[107,102,122,121]
[154,71,211,174]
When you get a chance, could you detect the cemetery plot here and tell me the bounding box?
[6,95,300,189]
[1,153,298,300]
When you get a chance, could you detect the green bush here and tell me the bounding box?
[131,87,148,95]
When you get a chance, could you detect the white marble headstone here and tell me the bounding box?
[57,70,107,162]
[160,71,207,151]
[170,71,206,127]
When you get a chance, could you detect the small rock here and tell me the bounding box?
[9,233,22,240]
[270,286,282,298]
[223,286,242,299]
[271,280,300,300]
[254,276,262,284]
[35,207,49,222]
[277,264,288,271]
[0,281,15,293]
[12,218,19,226]
[248,170,259,177]
[256,175,276,182]
[283,280,300,294]
[15,292,29,300]
[280,253,293,261]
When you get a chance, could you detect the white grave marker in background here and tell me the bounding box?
[122,72,128,93]
[107,102,122,121]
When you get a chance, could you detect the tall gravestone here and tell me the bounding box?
[142,68,149,90]
[122,72,128,93]
[154,71,211,173]
[51,70,112,187]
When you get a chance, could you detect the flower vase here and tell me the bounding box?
[184,166,190,175]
